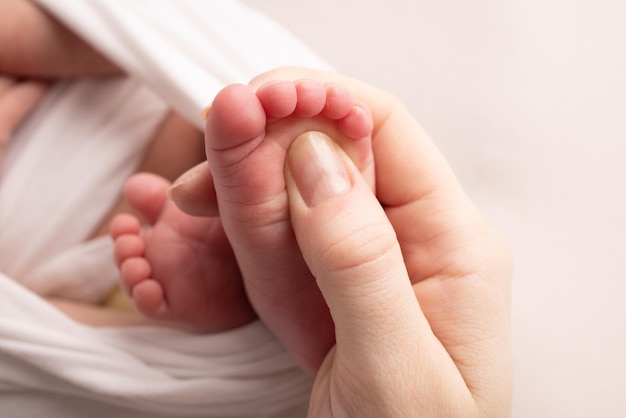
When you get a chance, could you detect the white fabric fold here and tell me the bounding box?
[35,0,331,130]
[21,236,118,304]
[0,77,166,282]
[0,1,328,416]
[0,275,311,417]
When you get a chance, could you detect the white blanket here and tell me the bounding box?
[0,1,331,416]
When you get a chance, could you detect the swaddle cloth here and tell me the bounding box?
[0,274,311,418]
[0,1,331,416]
[36,0,331,130]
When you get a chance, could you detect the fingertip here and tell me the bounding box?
[169,162,219,217]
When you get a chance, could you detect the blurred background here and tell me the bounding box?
[244,1,626,416]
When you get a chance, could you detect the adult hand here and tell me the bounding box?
[267,68,513,417]
[286,131,511,417]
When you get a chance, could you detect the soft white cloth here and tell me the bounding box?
[0,1,330,416]
[36,0,330,130]
[22,236,120,304]
[0,274,311,417]
[1,77,165,292]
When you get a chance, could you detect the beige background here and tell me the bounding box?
[244,1,626,416]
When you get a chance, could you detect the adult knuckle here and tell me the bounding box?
[318,218,399,276]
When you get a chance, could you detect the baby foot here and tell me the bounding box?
[204,80,374,373]
[110,172,255,332]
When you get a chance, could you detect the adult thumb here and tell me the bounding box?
[285,131,423,352]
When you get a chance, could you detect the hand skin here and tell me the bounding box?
[172,68,513,417]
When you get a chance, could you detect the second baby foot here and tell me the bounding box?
[204,80,374,373]
[111,172,255,332]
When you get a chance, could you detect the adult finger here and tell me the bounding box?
[168,161,219,217]
[284,131,432,355]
